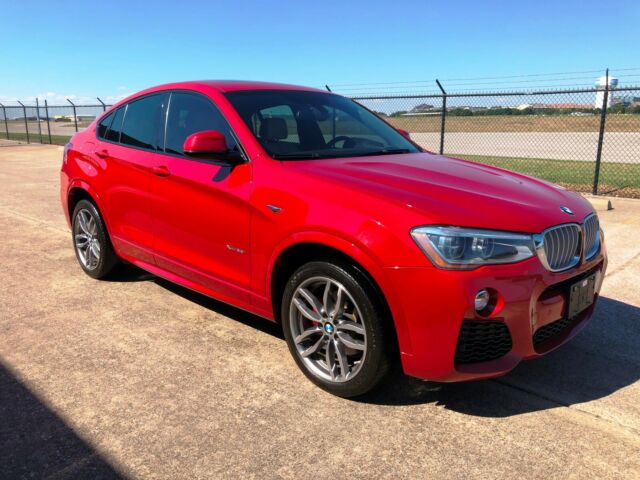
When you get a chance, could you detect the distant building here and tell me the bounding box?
[611,95,640,107]
[546,103,593,109]
[453,105,487,112]
[595,76,619,108]
[53,114,96,122]
[410,103,436,113]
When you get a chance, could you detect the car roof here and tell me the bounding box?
[110,80,327,110]
[197,80,324,93]
[138,80,323,96]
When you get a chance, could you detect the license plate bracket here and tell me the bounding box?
[567,273,596,318]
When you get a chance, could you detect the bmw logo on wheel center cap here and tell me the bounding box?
[324,323,334,334]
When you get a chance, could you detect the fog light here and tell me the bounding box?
[475,289,491,312]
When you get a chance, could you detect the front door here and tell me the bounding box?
[149,91,253,304]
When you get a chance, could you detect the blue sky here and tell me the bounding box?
[0,0,638,103]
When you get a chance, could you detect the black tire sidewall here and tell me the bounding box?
[71,199,117,279]
[281,260,390,398]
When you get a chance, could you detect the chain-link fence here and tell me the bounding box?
[0,100,110,146]
[2,83,640,197]
[353,84,640,198]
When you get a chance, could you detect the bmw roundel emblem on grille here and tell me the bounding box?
[560,206,574,215]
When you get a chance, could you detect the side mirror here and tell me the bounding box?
[183,130,243,163]
[396,128,411,139]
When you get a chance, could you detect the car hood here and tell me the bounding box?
[286,152,594,233]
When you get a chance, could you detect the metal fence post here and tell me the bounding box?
[0,103,9,140]
[67,99,78,132]
[97,97,106,112]
[593,69,609,195]
[17,101,30,143]
[44,99,52,144]
[35,98,43,144]
[436,79,447,155]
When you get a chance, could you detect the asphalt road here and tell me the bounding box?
[1,142,639,479]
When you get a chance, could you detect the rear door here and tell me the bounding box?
[148,91,253,304]
[98,93,168,263]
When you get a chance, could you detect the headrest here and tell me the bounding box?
[259,117,287,141]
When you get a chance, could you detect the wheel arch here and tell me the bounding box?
[269,236,407,357]
[66,180,102,218]
[66,181,116,248]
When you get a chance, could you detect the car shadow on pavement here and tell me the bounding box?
[154,278,285,340]
[362,297,640,416]
[108,265,639,417]
[107,263,284,338]
[0,361,127,479]
[104,262,157,283]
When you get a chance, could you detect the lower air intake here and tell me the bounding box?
[454,320,512,365]
[533,316,573,349]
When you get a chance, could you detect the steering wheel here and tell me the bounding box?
[326,136,354,148]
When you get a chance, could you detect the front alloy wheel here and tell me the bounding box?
[289,276,367,382]
[282,260,391,397]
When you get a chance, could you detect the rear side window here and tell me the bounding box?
[120,94,166,150]
[105,107,125,143]
[97,111,114,139]
[164,92,237,156]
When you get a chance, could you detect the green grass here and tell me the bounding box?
[451,154,640,196]
[2,132,71,146]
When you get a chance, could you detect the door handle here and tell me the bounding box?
[95,148,109,159]
[152,165,171,177]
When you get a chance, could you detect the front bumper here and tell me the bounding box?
[384,243,607,382]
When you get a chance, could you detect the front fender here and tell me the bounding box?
[264,229,415,356]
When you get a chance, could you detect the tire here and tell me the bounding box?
[282,260,392,398]
[71,199,119,279]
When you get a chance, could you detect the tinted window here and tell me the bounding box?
[97,111,114,139]
[120,94,166,150]
[226,90,419,159]
[165,92,237,156]
[105,107,125,143]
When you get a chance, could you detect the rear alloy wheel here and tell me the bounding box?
[282,261,391,397]
[72,199,119,279]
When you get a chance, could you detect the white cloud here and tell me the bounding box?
[104,93,131,103]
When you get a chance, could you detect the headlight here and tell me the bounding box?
[411,226,535,269]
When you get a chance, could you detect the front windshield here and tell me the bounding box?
[225,90,421,159]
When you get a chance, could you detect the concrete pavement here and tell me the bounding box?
[1,143,639,479]
[410,131,640,163]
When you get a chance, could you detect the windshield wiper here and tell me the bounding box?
[271,153,334,160]
[352,148,412,157]
[272,149,413,160]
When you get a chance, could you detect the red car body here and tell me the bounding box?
[61,81,607,383]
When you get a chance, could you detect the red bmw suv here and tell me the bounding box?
[61,81,607,397]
